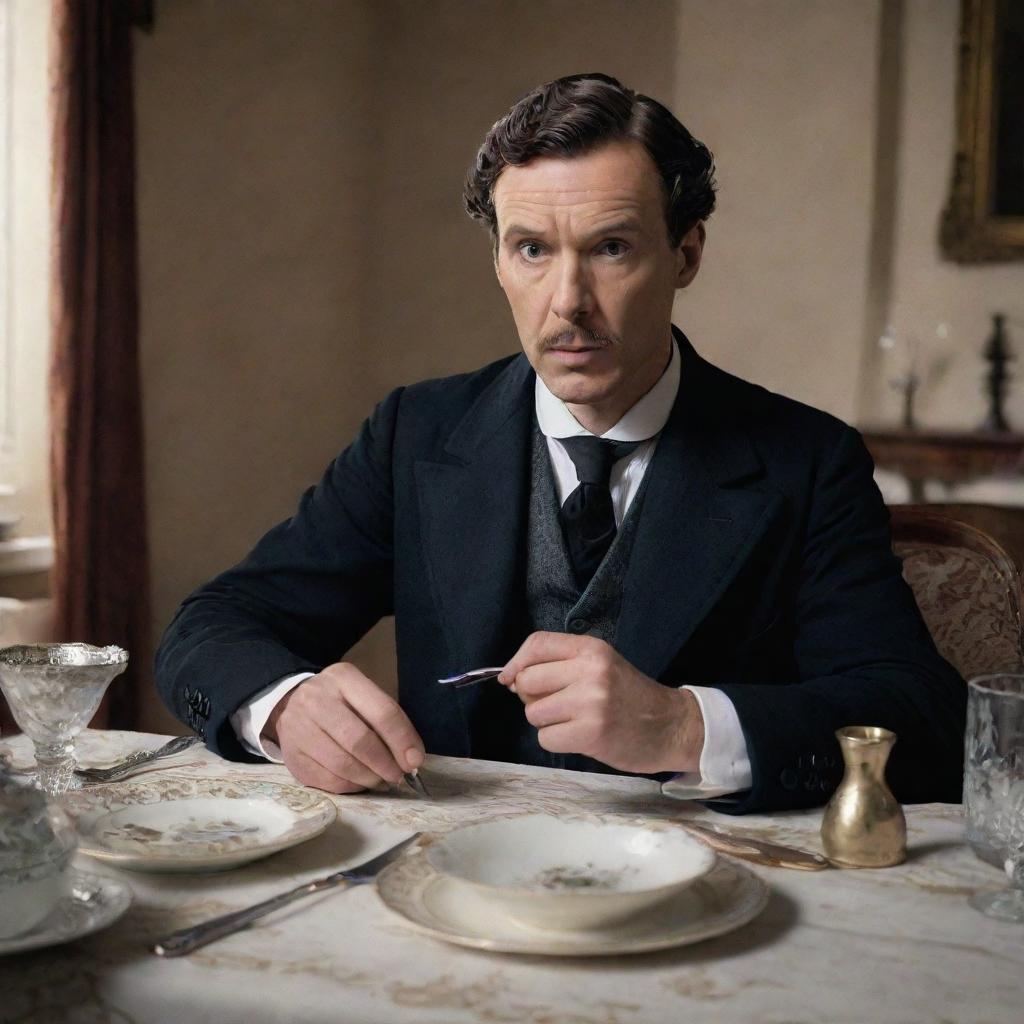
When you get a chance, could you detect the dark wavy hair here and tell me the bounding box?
[464,73,716,255]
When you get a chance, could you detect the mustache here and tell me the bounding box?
[541,326,618,349]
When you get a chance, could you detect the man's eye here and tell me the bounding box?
[600,240,629,257]
[519,242,544,261]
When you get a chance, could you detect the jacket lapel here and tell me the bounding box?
[615,333,784,680]
[415,355,534,738]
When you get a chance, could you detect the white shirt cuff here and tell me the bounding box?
[674,684,752,795]
[229,672,314,762]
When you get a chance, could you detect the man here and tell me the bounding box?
[156,73,966,814]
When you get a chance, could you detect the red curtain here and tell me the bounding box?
[49,0,150,729]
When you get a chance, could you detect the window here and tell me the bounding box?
[0,0,52,540]
[0,0,12,461]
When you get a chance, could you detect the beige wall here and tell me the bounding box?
[133,0,1024,729]
[670,0,881,422]
[872,0,1024,504]
[135,0,379,729]
[134,0,678,729]
[883,0,1024,433]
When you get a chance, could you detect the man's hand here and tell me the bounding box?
[498,632,705,774]
[263,663,424,794]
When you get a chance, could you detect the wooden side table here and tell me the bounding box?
[860,428,1024,502]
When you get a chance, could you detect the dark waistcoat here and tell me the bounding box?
[506,424,651,771]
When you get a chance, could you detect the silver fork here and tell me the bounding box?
[75,735,202,783]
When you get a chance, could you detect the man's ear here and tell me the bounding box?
[676,221,706,289]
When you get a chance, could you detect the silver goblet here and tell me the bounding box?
[0,644,128,796]
[964,673,1024,922]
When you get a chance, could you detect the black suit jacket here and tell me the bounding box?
[155,328,966,813]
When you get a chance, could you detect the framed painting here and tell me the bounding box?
[941,0,1024,262]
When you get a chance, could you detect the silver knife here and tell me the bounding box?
[681,821,830,870]
[151,832,422,957]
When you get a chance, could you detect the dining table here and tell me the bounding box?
[0,728,1020,1024]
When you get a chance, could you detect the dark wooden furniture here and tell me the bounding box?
[862,427,1024,502]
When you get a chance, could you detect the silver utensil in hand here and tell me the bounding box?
[151,832,423,957]
[438,667,505,688]
[403,770,431,798]
[76,735,201,783]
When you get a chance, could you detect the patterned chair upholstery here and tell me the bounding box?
[890,505,1024,680]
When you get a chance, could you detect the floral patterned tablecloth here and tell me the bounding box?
[0,730,1017,1024]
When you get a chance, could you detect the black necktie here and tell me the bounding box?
[558,436,643,590]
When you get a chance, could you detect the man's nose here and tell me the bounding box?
[550,256,594,324]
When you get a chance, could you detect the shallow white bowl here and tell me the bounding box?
[426,814,716,932]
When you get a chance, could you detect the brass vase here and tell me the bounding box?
[821,726,906,868]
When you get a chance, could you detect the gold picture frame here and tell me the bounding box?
[940,0,1024,262]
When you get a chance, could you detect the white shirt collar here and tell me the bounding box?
[534,333,679,441]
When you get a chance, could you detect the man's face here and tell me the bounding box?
[493,139,704,433]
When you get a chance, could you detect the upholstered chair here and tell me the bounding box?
[890,504,1024,680]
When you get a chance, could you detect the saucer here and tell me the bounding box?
[0,870,131,955]
[64,776,337,873]
[376,849,768,956]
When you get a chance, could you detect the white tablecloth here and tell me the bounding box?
[0,730,1018,1024]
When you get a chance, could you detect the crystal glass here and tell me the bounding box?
[964,673,1024,922]
[0,644,128,796]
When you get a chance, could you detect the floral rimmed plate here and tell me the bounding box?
[376,849,768,956]
[0,870,131,955]
[64,776,337,873]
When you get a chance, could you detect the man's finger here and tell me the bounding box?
[536,721,582,755]
[523,690,576,730]
[285,748,371,795]
[295,719,386,790]
[337,669,425,774]
[499,631,591,685]
[318,695,406,785]
[513,660,582,701]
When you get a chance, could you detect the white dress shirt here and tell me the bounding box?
[231,335,752,796]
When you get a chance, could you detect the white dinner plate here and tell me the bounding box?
[376,849,768,956]
[64,776,337,873]
[0,870,131,956]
